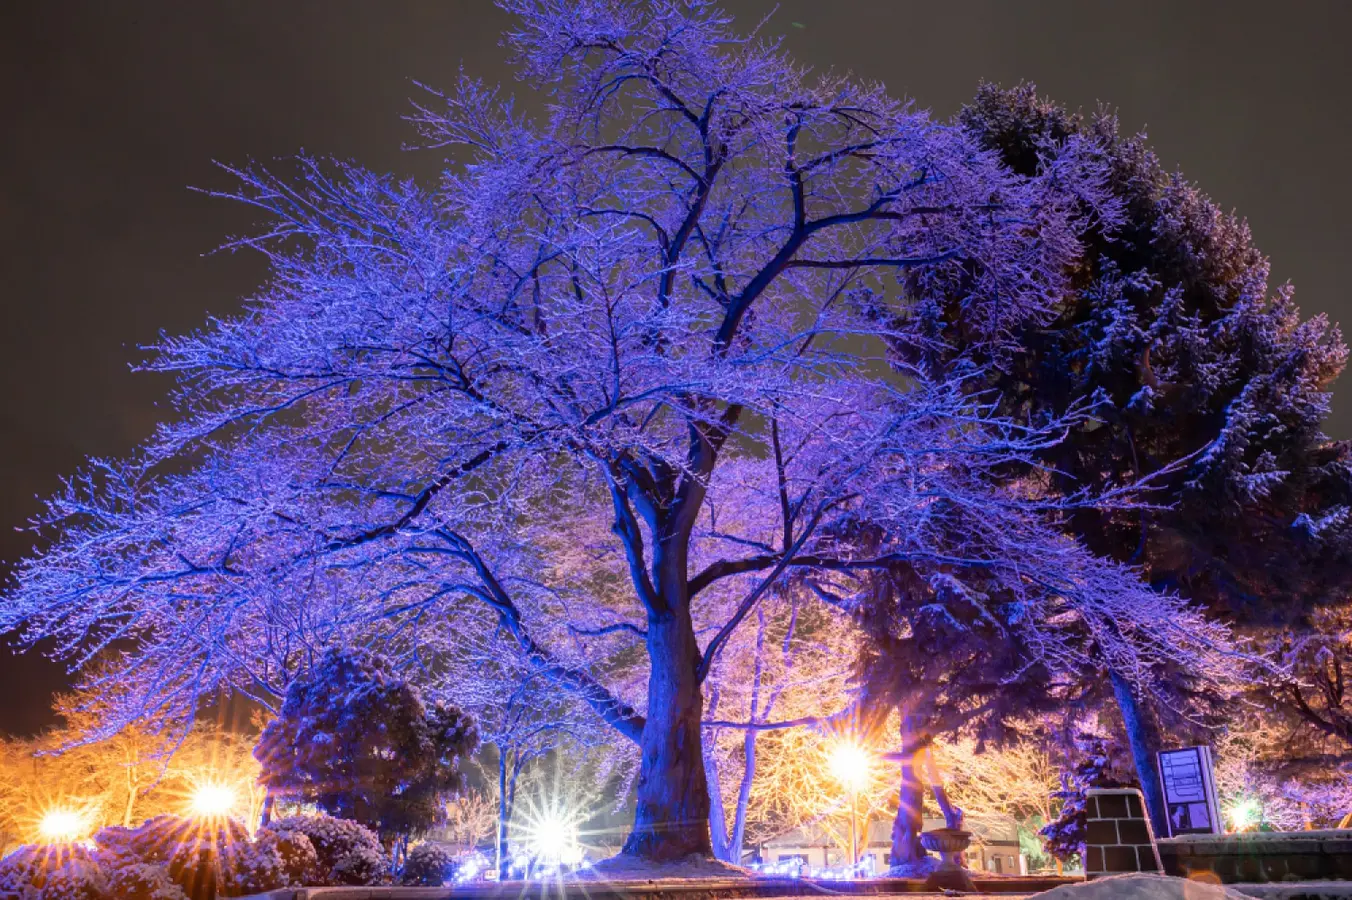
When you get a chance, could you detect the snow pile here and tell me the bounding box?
[1039,874,1255,900]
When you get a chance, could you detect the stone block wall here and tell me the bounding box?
[1158,830,1352,883]
[1083,788,1162,879]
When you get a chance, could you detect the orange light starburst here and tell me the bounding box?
[36,805,94,843]
[187,778,241,820]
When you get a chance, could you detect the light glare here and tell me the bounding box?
[1228,796,1261,832]
[38,808,87,843]
[190,781,238,819]
[827,740,871,792]
[528,811,582,866]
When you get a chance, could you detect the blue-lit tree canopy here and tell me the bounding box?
[3,0,1248,860]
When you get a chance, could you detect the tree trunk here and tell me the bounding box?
[497,747,512,880]
[123,768,138,828]
[704,715,760,864]
[704,743,732,861]
[1110,670,1168,838]
[622,612,712,859]
[889,715,930,866]
[727,731,757,863]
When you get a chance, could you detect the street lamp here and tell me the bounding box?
[1227,797,1261,833]
[189,780,238,819]
[37,807,88,844]
[828,741,871,869]
[530,811,582,866]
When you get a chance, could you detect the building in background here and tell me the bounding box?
[761,816,1026,874]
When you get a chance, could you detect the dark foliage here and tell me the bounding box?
[255,649,478,843]
[1040,736,1138,860]
[855,563,1073,750]
[951,83,1351,631]
[926,86,1352,778]
[399,843,458,887]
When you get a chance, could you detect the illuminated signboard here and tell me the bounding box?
[1157,746,1222,837]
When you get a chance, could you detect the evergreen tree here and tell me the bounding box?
[255,648,478,848]
[1040,736,1137,862]
[953,84,1350,622]
[852,565,1072,866]
[900,83,1352,834]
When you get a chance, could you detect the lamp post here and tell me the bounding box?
[828,741,870,870]
[849,782,859,869]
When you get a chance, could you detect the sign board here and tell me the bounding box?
[1157,746,1222,836]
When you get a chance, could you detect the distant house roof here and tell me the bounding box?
[764,815,1020,849]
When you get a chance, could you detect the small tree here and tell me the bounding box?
[702,589,855,864]
[444,789,496,856]
[255,648,478,853]
[1040,736,1137,862]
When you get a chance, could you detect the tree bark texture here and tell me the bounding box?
[1111,670,1169,838]
[889,715,931,865]
[623,610,713,859]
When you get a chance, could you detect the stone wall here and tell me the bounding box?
[1158,830,1352,883]
[1083,788,1163,879]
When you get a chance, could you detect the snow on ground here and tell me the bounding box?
[569,853,753,881]
[1036,874,1255,900]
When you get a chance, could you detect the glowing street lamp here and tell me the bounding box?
[828,741,871,792]
[828,740,871,868]
[189,781,238,820]
[38,807,88,844]
[528,811,583,867]
[1227,797,1261,833]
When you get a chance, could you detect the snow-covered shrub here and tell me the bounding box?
[269,828,320,885]
[267,815,385,886]
[92,815,250,898]
[104,863,185,900]
[399,843,456,886]
[249,827,318,890]
[223,826,320,896]
[94,816,248,869]
[220,838,281,898]
[87,827,138,873]
[33,859,106,900]
[0,844,104,900]
[330,845,385,886]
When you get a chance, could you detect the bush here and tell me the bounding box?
[330,845,385,886]
[267,814,386,886]
[400,843,457,886]
[0,844,104,900]
[0,814,382,899]
[219,837,281,898]
[105,864,186,900]
[33,860,107,900]
[221,826,319,896]
[1041,737,1137,861]
[92,815,252,899]
[269,829,320,886]
[233,827,318,893]
[256,649,478,841]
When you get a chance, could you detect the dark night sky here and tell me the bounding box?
[2,1,1349,737]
